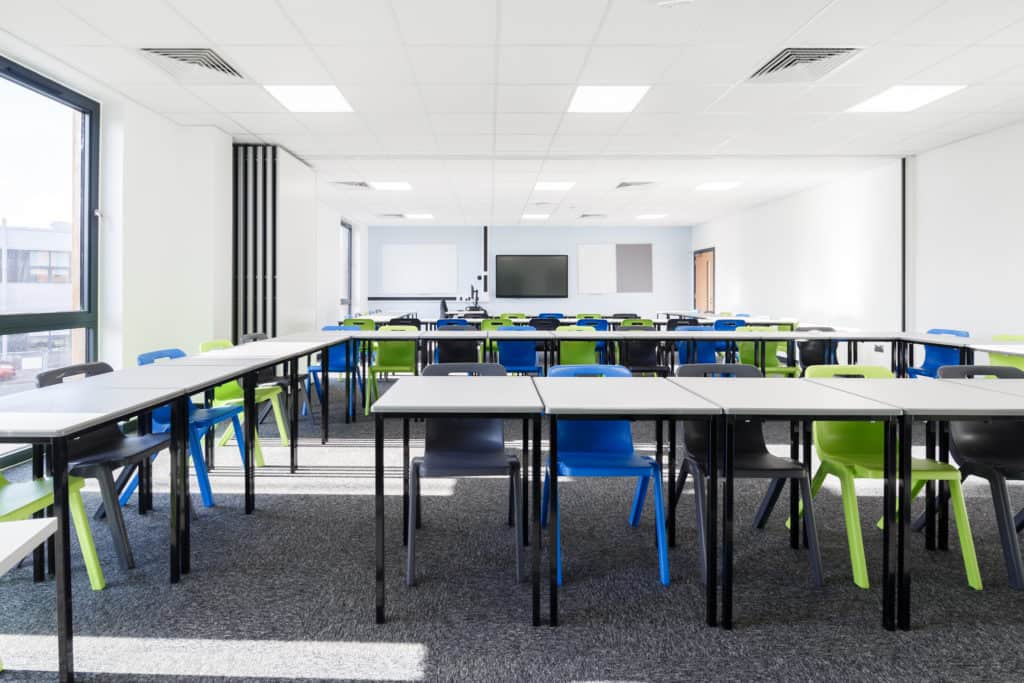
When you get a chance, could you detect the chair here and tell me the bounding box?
[307,325,364,419]
[434,327,480,364]
[713,318,746,359]
[575,313,601,320]
[479,318,505,358]
[798,365,981,590]
[737,326,800,378]
[612,313,639,319]
[556,325,598,365]
[906,328,969,378]
[619,326,670,377]
[676,326,718,365]
[0,471,105,590]
[500,312,526,322]
[407,363,522,586]
[667,317,701,329]
[529,317,560,331]
[200,339,288,459]
[541,364,669,586]
[674,364,823,585]
[36,363,171,571]
[577,318,610,363]
[239,331,311,420]
[436,318,470,329]
[388,317,421,329]
[987,334,1024,371]
[796,326,838,373]
[123,348,248,508]
[343,318,376,331]
[620,318,654,327]
[365,325,418,415]
[538,313,564,320]
[496,326,543,375]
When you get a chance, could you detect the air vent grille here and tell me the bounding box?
[750,47,859,82]
[616,181,654,190]
[140,48,243,78]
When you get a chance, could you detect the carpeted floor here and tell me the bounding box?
[1,380,1023,681]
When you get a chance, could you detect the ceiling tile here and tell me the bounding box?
[221,46,331,84]
[169,0,304,45]
[408,46,495,84]
[888,0,1024,45]
[632,84,728,114]
[279,0,401,44]
[910,46,1024,83]
[790,0,943,45]
[229,112,307,134]
[392,0,496,45]
[557,114,628,136]
[984,18,1024,45]
[496,113,562,136]
[437,135,494,155]
[419,85,496,113]
[365,113,434,136]
[48,46,174,84]
[294,113,370,135]
[659,44,768,84]
[188,84,288,113]
[164,111,249,135]
[429,113,495,136]
[314,45,416,84]
[821,45,960,84]
[498,46,588,84]
[548,135,611,155]
[704,84,809,113]
[578,46,679,84]
[342,85,424,113]
[377,135,439,155]
[0,0,110,45]
[118,84,213,113]
[496,85,574,113]
[499,0,607,44]
[495,134,551,154]
[64,0,209,46]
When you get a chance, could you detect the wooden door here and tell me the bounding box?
[693,248,714,313]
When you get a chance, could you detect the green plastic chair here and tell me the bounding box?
[801,365,982,590]
[0,471,105,591]
[737,326,799,378]
[620,318,654,327]
[556,325,598,364]
[500,313,526,321]
[365,325,418,414]
[343,318,376,331]
[200,339,287,466]
[480,318,505,358]
[576,313,602,320]
[989,334,1024,370]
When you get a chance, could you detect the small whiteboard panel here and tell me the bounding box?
[380,243,458,296]
[577,244,617,294]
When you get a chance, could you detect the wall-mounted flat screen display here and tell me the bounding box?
[495,254,568,298]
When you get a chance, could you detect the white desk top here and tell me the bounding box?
[809,378,1024,417]
[534,377,719,416]
[900,332,972,346]
[0,518,58,576]
[82,361,257,393]
[487,330,555,340]
[943,378,1024,399]
[672,377,899,417]
[350,330,423,340]
[371,376,543,414]
[418,330,488,340]
[969,343,1024,357]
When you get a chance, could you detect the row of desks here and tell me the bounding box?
[371,374,1024,633]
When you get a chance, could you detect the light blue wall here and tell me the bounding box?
[364,223,693,319]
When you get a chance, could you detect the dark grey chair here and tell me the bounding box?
[388,317,422,329]
[407,363,523,586]
[674,363,823,586]
[796,326,838,373]
[619,326,670,377]
[36,362,171,570]
[932,365,1024,589]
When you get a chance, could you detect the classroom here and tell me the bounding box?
[2,1,1024,681]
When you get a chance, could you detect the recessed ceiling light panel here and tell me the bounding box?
[847,85,965,113]
[695,181,741,192]
[264,84,352,112]
[568,86,650,113]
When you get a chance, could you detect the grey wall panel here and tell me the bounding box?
[615,243,653,293]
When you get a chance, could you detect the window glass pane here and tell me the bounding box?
[0,76,84,313]
[0,328,88,397]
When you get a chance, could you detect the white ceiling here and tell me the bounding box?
[4,0,1024,226]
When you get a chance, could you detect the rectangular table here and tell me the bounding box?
[671,377,901,630]
[370,376,545,625]
[532,376,720,626]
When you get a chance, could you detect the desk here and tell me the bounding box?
[671,377,900,630]
[532,377,719,626]
[967,343,1024,358]
[1,518,58,576]
[808,377,1024,630]
[370,376,544,625]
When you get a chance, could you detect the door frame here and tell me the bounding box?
[693,247,715,312]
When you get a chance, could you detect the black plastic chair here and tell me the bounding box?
[388,317,422,329]
[612,312,639,319]
[36,362,171,570]
[796,326,838,373]
[407,363,522,586]
[619,326,670,377]
[667,317,701,330]
[434,327,480,364]
[527,317,560,331]
[240,331,310,422]
[932,365,1024,589]
[674,363,823,585]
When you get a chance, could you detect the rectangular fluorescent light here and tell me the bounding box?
[404,213,433,220]
[369,181,412,191]
[522,213,550,220]
[847,85,966,113]
[696,181,740,192]
[568,85,650,113]
[636,213,667,220]
[264,85,352,112]
[534,181,575,191]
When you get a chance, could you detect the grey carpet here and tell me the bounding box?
[1,380,1022,681]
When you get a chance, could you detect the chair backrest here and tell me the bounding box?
[937,365,1024,380]
[528,317,561,331]
[714,318,746,332]
[343,318,376,331]
[804,364,892,456]
[321,325,362,371]
[556,325,598,365]
[36,361,115,387]
[920,328,969,372]
[676,326,718,364]
[576,317,609,331]
[240,332,268,343]
[674,364,768,462]
[479,318,505,331]
[736,326,781,367]
[422,363,506,456]
[612,313,639,319]
[198,339,244,400]
[375,325,418,367]
[138,348,186,365]
[937,365,1024,464]
[575,313,601,320]
[200,339,232,352]
[667,317,701,330]
[620,318,654,327]
[388,317,421,329]
[675,362,761,379]
[538,312,564,319]
[989,335,1024,371]
[435,327,480,363]
[796,326,838,368]
[496,325,538,369]
[735,313,751,317]
[548,365,633,455]
[436,318,470,328]
[500,312,526,320]
[620,326,660,367]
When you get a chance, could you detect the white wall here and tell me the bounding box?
[692,161,902,331]
[908,121,1024,338]
[274,149,317,335]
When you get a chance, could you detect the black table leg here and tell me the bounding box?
[925,421,936,550]
[706,415,718,627]
[532,415,541,626]
[204,389,215,469]
[169,396,186,584]
[522,418,530,546]
[790,420,800,549]
[549,416,559,627]
[897,416,912,630]
[180,399,191,575]
[668,419,676,548]
[722,416,735,630]
[402,418,410,546]
[51,436,73,683]
[243,371,257,514]
[882,417,896,631]
[375,414,386,624]
[938,421,950,551]
[290,357,300,473]
[32,443,45,582]
[322,353,330,444]
[802,420,812,548]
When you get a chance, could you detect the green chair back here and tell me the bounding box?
[556,325,598,364]
[480,318,505,331]
[576,313,601,320]
[990,334,1024,371]
[805,365,893,460]
[344,318,376,331]
[737,326,776,366]
[620,318,653,327]
[500,312,526,320]
[199,339,243,401]
[374,325,418,368]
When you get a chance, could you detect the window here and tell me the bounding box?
[0,56,99,404]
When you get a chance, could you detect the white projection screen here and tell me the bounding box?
[380,243,458,296]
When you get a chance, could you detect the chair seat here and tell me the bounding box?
[906,366,939,378]
[216,385,282,405]
[825,453,961,479]
[554,451,657,477]
[0,476,86,521]
[308,364,350,375]
[69,433,170,474]
[371,364,416,373]
[686,447,806,478]
[417,450,518,477]
[191,405,244,429]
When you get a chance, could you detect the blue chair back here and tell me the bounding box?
[496,325,539,370]
[576,318,609,331]
[138,348,186,365]
[538,313,564,319]
[919,328,969,374]
[676,326,718,364]
[321,325,362,371]
[137,348,188,429]
[548,365,633,455]
[735,313,751,317]
[713,318,746,332]
[436,318,469,328]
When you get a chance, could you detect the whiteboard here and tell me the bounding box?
[577,244,616,294]
[380,243,458,296]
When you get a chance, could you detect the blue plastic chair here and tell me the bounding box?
[907,328,970,378]
[119,348,248,508]
[736,313,751,317]
[496,325,543,375]
[576,318,610,363]
[306,325,364,418]
[436,318,470,328]
[676,325,718,365]
[713,318,746,357]
[540,364,669,586]
[538,313,564,319]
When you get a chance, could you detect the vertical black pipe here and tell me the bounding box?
[271,146,278,337]
[250,146,258,334]
[241,146,248,337]
[482,224,489,293]
[901,157,907,332]
[261,145,268,334]
[232,145,239,343]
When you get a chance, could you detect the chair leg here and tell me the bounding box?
[117,453,158,508]
[406,462,419,587]
[512,466,524,583]
[541,468,550,528]
[650,466,670,586]
[310,370,323,403]
[787,464,827,529]
[753,478,787,529]
[836,470,870,589]
[798,475,824,587]
[270,393,290,447]
[984,474,1024,590]
[687,460,708,586]
[507,474,515,527]
[876,478,927,530]
[1015,507,1024,534]
[630,476,650,527]
[671,465,688,508]
[189,429,216,508]
[948,478,983,590]
[95,468,135,571]
[69,488,105,591]
[94,463,138,520]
